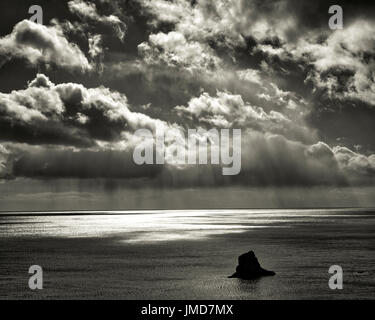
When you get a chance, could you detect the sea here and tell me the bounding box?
[0,208,374,299]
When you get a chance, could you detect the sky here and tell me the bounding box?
[0,0,375,211]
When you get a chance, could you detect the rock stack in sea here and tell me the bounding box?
[229,250,275,279]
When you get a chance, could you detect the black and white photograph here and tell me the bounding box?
[0,0,374,305]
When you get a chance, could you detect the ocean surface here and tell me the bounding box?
[0,208,374,299]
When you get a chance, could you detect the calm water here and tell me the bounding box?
[0,208,374,299]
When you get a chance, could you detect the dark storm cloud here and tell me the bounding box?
[12,148,162,179]
[151,134,348,188]
[2,130,375,186]
[0,118,95,148]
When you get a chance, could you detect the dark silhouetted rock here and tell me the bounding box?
[229,251,275,279]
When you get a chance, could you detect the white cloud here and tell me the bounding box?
[334,146,375,177]
[0,20,92,71]
[288,20,375,105]
[175,91,313,143]
[237,69,262,85]
[88,34,103,59]
[0,74,168,147]
[138,31,221,73]
[139,0,298,47]
[68,0,126,41]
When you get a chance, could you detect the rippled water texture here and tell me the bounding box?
[0,208,374,299]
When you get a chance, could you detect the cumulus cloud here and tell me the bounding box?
[1,74,375,186]
[334,146,375,179]
[139,0,298,46]
[138,31,222,73]
[0,74,166,147]
[0,20,91,71]
[1,1,374,189]
[244,18,375,107]
[0,75,92,147]
[1,0,375,212]
[175,91,313,143]
[294,21,375,105]
[137,1,373,111]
